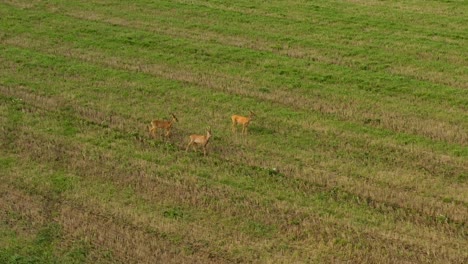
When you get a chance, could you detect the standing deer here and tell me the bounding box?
[186,127,212,156]
[149,113,178,138]
[231,111,255,135]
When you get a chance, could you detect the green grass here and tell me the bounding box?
[1,0,467,263]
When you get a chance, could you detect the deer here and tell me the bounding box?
[186,127,212,156]
[149,113,178,139]
[231,111,255,135]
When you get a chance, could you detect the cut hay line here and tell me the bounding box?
[1,85,467,226]
[1,6,467,144]
[1,38,466,147]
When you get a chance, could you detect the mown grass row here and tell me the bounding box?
[1,2,467,146]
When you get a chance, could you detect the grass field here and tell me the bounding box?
[0,0,467,263]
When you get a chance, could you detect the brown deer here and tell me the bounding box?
[231,111,255,134]
[149,113,178,138]
[186,127,212,156]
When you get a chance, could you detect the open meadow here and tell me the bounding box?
[0,0,467,263]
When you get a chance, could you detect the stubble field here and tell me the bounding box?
[0,0,467,263]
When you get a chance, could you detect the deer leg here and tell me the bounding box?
[150,127,157,138]
[155,127,161,138]
[186,141,193,152]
